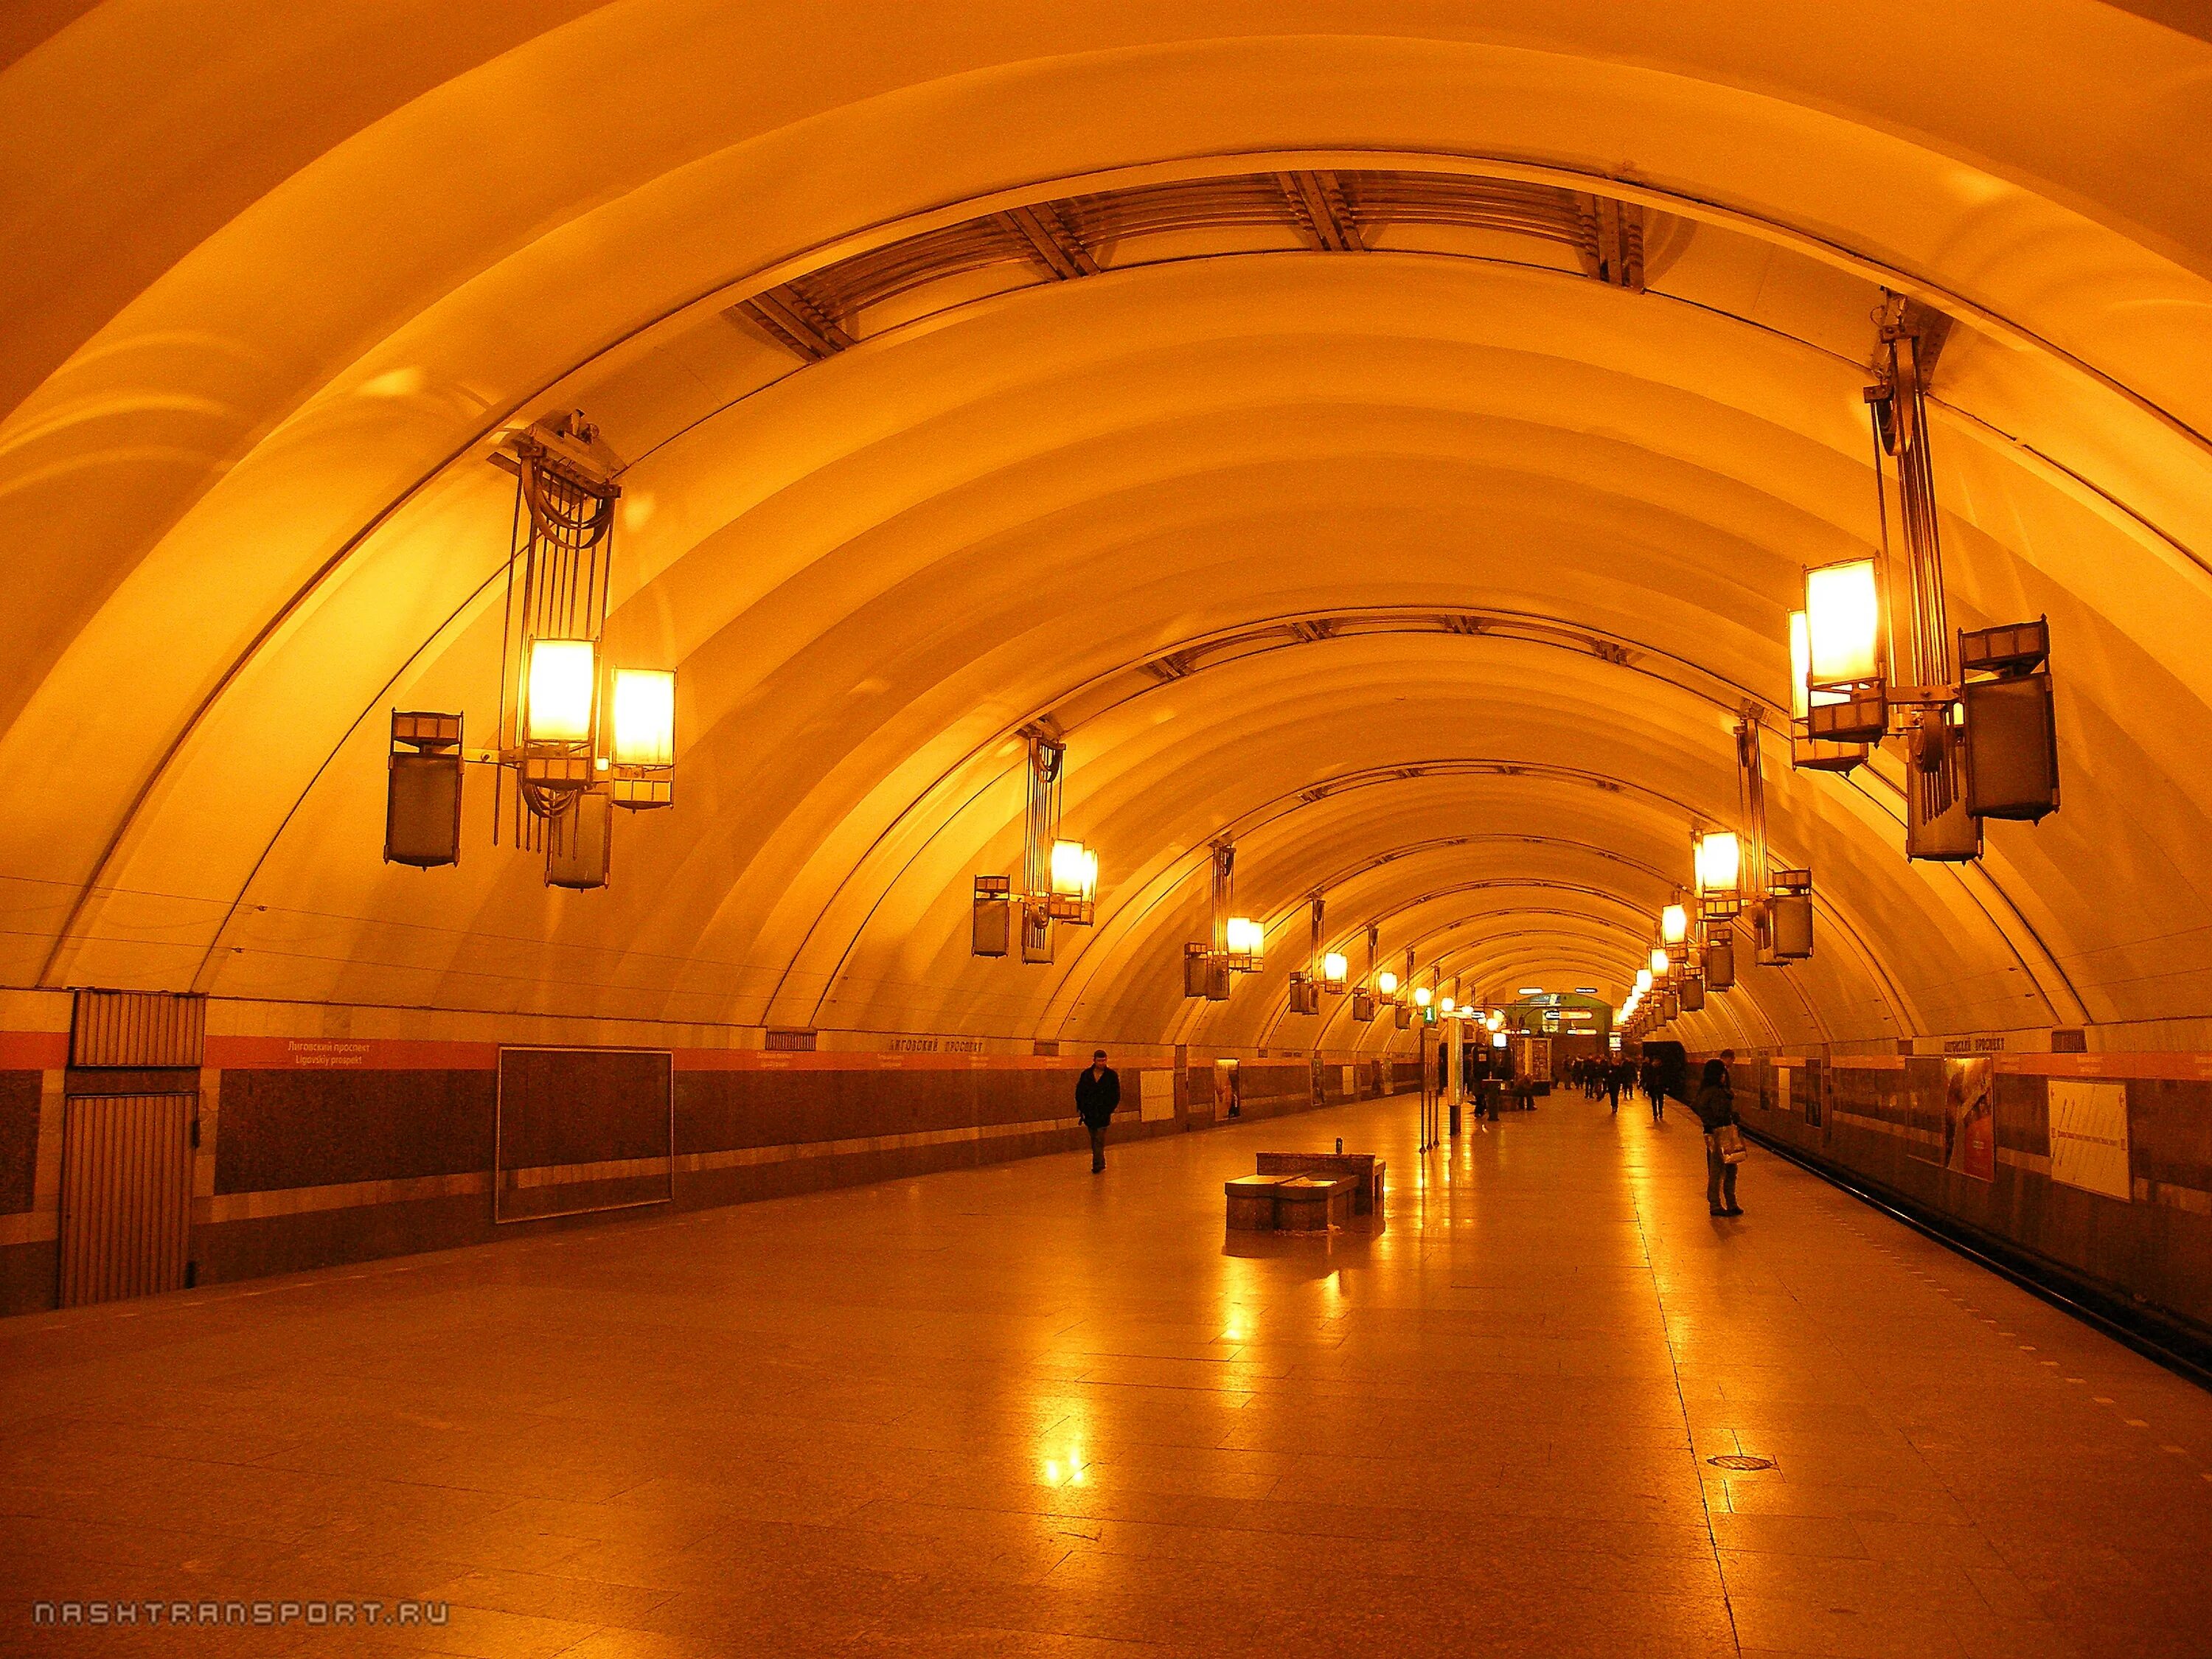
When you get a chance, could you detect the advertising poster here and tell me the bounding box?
[1140,1068,1176,1121]
[1774,1064,1792,1116]
[1943,1056,1996,1182]
[2048,1079,2132,1200]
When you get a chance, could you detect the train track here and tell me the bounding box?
[1739,1124,2212,1394]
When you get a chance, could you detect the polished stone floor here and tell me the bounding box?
[4,1093,2211,1658]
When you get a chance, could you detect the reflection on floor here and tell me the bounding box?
[4,1091,2211,1657]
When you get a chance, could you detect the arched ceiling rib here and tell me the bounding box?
[3,6,2209,1052]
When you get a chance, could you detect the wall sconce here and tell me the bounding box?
[1185,941,1229,1001]
[1660,904,1688,946]
[1693,831,1740,914]
[1046,837,1099,925]
[1321,950,1349,992]
[1413,986,1433,1008]
[1649,947,1670,977]
[974,730,1089,960]
[385,712,464,868]
[524,639,597,745]
[1801,560,1889,743]
[1766,869,1815,961]
[1225,916,1264,972]
[1375,970,1399,998]
[972,875,1012,957]
[609,667,676,808]
[1704,933,1735,990]
[1635,967,1652,995]
[1789,611,1869,771]
[380,413,681,889]
[1960,619,2059,821]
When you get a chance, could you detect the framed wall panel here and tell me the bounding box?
[495,1048,673,1223]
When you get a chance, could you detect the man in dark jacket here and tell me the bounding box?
[1076,1050,1119,1172]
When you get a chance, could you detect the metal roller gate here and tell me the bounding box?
[58,1093,194,1307]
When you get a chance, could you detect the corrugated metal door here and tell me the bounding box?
[59,1094,193,1308]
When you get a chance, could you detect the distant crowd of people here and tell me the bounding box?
[1077,1041,1746,1216]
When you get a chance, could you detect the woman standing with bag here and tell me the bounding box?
[1691,1058,1745,1217]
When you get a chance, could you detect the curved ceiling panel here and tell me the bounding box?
[3,4,2208,1055]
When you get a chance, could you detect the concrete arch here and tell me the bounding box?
[2,3,2208,1061]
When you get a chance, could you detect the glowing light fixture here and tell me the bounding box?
[1377,970,1399,998]
[1806,560,1882,684]
[1225,916,1263,970]
[1650,947,1670,976]
[1321,950,1349,989]
[1789,611,1814,722]
[1439,996,1455,1015]
[610,669,675,767]
[1049,838,1098,902]
[1660,905,1688,945]
[1694,831,1741,897]
[526,639,596,743]
[607,668,678,809]
[1413,986,1432,1008]
[1635,967,1653,994]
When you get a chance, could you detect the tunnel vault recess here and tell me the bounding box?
[3,5,2211,1060]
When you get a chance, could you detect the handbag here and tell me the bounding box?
[1713,1123,1747,1164]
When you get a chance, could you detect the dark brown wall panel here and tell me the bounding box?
[0,1071,39,1215]
[0,1239,58,1318]
[1732,1057,2212,1350]
[497,1048,671,1170]
[215,1068,495,1193]
[676,1066,1091,1155]
[2130,1078,2212,1189]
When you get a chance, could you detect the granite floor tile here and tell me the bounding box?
[4,1096,2210,1655]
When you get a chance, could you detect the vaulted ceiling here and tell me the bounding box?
[3,2,2208,1051]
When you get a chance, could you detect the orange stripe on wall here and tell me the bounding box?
[204,1037,500,1070]
[1996,1052,2212,1081]
[0,1032,66,1068]
[193,1036,1173,1074]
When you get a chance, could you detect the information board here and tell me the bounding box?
[2048,1079,2130,1200]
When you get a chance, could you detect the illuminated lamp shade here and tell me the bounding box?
[1321,951,1349,985]
[1224,917,1262,961]
[1486,1012,1503,1032]
[1635,968,1653,994]
[1650,947,1670,976]
[1694,832,1741,895]
[525,639,596,742]
[1789,611,1813,720]
[1412,986,1432,1008]
[1439,997,1455,1015]
[1804,560,1882,684]
[1660,905,1688,945]
[1492,1033,1508,1049]
[1376,970,1399,998]
[1049,839,1098,901]
[611,669,675,766]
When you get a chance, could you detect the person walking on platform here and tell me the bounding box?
[1641,1057,1665,1121]
[1076,1049,1119,1172]
[1606,1058,1624,1113]
[1692,1058,1745,1216]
